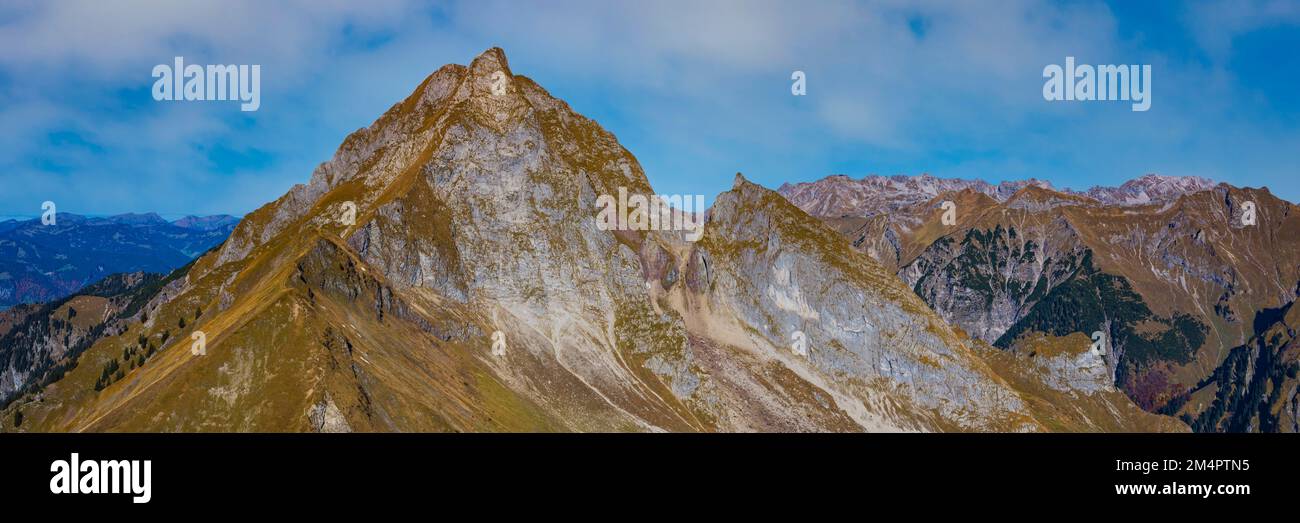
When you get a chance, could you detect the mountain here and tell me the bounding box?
[102,212,168,226]
[172,215,241,232]
[0,213,237,308]
[777,174,1055,218]
[778,173,1217,219]
[0,271,175,408]
[780,173,1300,430]
[1076,174,1218,206]
[0,48,1177,433]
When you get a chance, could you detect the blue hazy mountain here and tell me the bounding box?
[0,213,237,308]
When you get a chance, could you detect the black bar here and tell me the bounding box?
[0,433,1287,512]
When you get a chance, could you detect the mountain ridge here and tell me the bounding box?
[779,173,1250,219]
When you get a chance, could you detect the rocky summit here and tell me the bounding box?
[0,49,1183,433]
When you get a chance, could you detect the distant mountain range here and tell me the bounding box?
[777,173,1220,218]
[0,213,237,309]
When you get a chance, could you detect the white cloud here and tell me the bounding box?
[1188,0,1300,60]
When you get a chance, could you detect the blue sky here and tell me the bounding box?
[1,0,1298,217]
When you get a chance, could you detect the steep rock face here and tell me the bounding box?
[903,220,1089,344]
[980,332,1186,432]
[674,175,1036,431]
[0,48,1179,433]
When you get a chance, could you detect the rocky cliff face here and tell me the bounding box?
[0,48,1179,433]
[662,174,1161,431]
[979,331,1183,432]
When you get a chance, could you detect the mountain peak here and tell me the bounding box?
[1122,173,1214,188]
[451,46,533,133]
[463,46,519,103]
[468,46,512,80]
[1078,173,1217,205]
